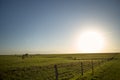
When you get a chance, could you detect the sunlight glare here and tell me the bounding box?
[76,30,105,53]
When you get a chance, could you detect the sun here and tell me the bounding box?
[76,31,105,53]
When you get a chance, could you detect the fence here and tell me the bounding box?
[1,57,114,80]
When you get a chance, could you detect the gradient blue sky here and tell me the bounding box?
[0,0,120,54]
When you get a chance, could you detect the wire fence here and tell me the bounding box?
[1,57,115,80]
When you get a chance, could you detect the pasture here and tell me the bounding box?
[0,53,119,80]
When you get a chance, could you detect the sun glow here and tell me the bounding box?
[76,30,105,53]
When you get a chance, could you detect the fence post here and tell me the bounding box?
[54,65,58,80]
[81,62,83,76]
[91,60,94,75]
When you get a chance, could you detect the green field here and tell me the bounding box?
[0,53,119,80]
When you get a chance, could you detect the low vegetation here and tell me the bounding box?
[0,53,119,80]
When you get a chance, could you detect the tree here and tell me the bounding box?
[22,53,29,59]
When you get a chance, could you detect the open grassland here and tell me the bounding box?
[0,53,115,69]
[0,53,119,80]
[76,53,120,80]
[92,54,120,80]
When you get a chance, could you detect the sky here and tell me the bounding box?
[0,0,120,54]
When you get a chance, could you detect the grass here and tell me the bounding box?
[93,54,120,80]
[76,53,120,80]
[0,53,119,80]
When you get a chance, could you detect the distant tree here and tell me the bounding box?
[22,53,29,59]
[24,53,29,57]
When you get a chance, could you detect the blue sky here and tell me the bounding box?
[0,0,120,54]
